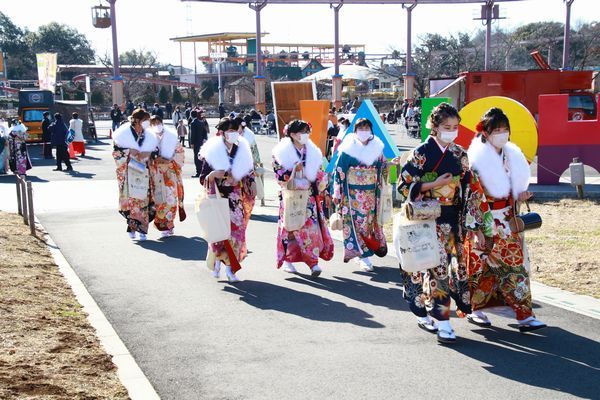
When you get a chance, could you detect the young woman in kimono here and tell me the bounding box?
[112,108,159,241]
[149,116,186,238]
[396,103,493,344]
[272,119,334,277]
[332,118,387,272]
[465,108,546,332]
[199,118,256,283]
[7,121,32,176]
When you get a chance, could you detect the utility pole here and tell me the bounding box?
[562,0,575,70]
[108,0,123,109]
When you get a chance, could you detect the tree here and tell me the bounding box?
[27,22,95,65]
[158,86,169,104]
[200,80,215,101]
[91,90,105,106]
[172,86,183,104]
[189,87,197,102]
[0,12,35,79]
[99,49,158,102]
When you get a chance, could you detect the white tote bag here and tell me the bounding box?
[195,183,231,243]
[282,167,309,232]
[393,209,441,273]
[378,182,393,225]
[127,159,150,200]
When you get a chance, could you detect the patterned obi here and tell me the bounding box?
[427,178,459,206]
[486,196,511,210]
[347,166,378,189]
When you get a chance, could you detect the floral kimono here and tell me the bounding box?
[243,126,265,202]
[466,136,534,320]
[112,123,159,234]
[272,137,334,268]
[199,136,255,272]
[332,134,388,262]
[8,125,32,175]
[0,124,9,174]
[150,128,186,232]
[398,136,493,321]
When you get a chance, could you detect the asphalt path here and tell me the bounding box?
[2,120,600,399]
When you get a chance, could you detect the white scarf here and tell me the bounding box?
[271,137,323,182]
[337,134,384,166]
[113,122,159,153]
[199,135,254,181]
[157,127,179,160]
[468,135,530,200]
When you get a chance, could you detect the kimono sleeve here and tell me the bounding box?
[462,169,494,237]
[198,158,214,186]
[272,155,292,187]
[173,144,185,169]
[112,143,129,167]
[332,153,348,202]
[398,148,426,202]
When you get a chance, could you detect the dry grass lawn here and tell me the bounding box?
[0,212,129,400]
[384,199,600,299]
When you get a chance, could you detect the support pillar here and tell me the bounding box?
[332,3,343,109]
[108,0,123,109]
[250,1,267,113]
[403,3,417,101]
[562,0,575,70]
[484,1,494,71]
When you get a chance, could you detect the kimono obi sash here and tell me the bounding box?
[427,178,459,206]
[347,166,377,189]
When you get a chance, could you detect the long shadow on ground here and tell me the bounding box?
[223,280,385,328]
[137,235,208,261]
[451,326,600,398]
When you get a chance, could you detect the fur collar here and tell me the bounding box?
[242,126,256,146]
[468,135,530,200]
[158,127,179,160]
[113,123,159,152]
[271,137,323,182]
[337,134,384,166]
[200,135,254,181]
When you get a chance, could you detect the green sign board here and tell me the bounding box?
[420,97,451,142]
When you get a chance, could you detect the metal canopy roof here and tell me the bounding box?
[182,0,524,4]
[171,32,268,43]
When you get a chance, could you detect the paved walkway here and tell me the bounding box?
[1,125,599,399]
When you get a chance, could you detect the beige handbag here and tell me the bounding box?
[195,183,231,243]
[405,183,442,221]
[329,211,343,231]
[282,166,310,231]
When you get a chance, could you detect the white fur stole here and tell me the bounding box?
[468,135,530,200]
[271,137,323,182]
[113,123,159,153]
[242,126,256,146]
[200,136,254,181]
[158,127,179,160]
[337,134,384,166]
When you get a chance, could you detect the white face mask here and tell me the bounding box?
[439,129,458,143]
[298,133,309,145]
[489,131,509,148]
[153,124,164,134]
[141,120,150,129]
[356,130,373,143]
[225,131,239,144]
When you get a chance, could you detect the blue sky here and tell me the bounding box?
[2,0,598,68]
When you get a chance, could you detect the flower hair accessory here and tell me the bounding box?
[476,121,484,133]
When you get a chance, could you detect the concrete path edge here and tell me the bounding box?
[40,219,161,400]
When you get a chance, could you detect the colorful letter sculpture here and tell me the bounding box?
[420,97,451,141]
[326,99,400,174]
[537,94,600,185]
[300,100,330,155]
[457,96,539,163]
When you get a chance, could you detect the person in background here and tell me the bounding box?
[165,101,173,120]
[110,104,123,132]
[41,111,53,159]
[272,120,334,277]
[236,117,264,206]
[0,118,9,174]
[465,107,546,333]
[190,110,208,177]
[332,117,350,155]
[69,112,85,157]
[177,119,187,146]
[199,117,256,283]
[126,100,135,116]
[151,103,164,120]
[172,106,183,128]
[50,114,73,172]
[185,104,192,124]
[149,116,186,238]
[112,108,158,241]
[219,102,226,119]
